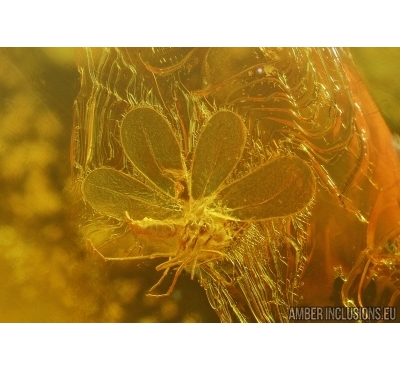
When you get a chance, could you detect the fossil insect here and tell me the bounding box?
[81,106,316,296]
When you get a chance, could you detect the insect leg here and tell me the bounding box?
[357,258,371,308]
[147,265,171,295]
[149,259,189,297]
[201,263,236,287]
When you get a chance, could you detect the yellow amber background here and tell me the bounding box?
[0,48,398,322]
[351,48,400,136]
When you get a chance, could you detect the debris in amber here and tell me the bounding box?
[72,48,400,322]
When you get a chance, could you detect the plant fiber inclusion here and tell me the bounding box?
[82,106,316,296]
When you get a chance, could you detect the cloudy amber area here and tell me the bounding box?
[0,48,399,322]
[0,48,216,322]
[351,48,400,135]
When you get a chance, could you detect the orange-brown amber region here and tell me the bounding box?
[72,48,400,322]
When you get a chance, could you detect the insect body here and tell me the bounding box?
[82,106,316,296]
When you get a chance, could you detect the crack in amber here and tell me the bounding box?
[73,48,400,322]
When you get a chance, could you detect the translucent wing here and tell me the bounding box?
[120,107,185,197]
[216,157,316,220]
[190,111,246,200]
[82,168,183,221]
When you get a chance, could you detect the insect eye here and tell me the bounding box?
[199,223,209,235]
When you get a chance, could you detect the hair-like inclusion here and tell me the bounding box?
[73,48,400,322]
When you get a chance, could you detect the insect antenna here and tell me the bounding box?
[102,252,175,262]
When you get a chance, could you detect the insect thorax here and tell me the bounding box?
[127,202,233,271]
